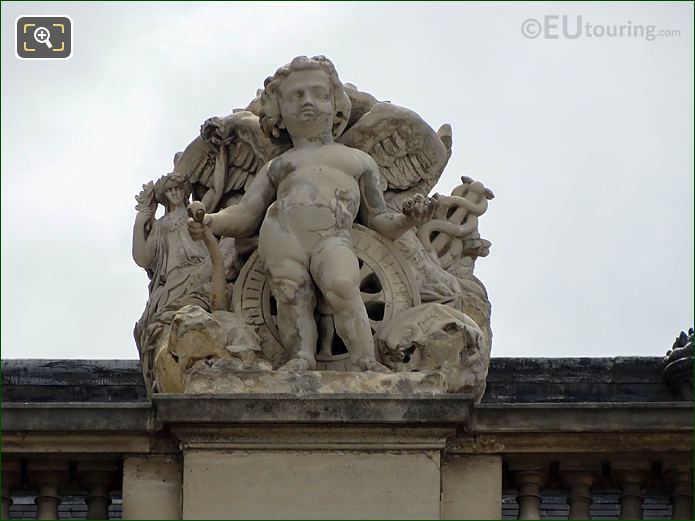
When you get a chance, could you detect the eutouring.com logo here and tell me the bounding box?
[521,15,681,41]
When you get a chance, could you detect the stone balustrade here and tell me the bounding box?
[2,458,120,520]
[3,453,691,519]
[503,456,692,520]
[1,357,691,520]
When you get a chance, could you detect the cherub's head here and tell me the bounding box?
[259,56,351,144]
[154,173,190,212]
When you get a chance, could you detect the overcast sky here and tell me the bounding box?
[2,2,693,360]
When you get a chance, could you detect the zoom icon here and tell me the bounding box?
[16,16,72,59]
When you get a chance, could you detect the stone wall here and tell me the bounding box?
[2,357,691,520]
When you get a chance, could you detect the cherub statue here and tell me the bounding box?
[188,56,437,372]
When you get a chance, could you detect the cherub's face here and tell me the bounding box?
[277,69,334,141]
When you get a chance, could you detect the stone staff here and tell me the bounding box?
[187,201,226,312]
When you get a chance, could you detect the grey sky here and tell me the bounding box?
[1,2,693,360]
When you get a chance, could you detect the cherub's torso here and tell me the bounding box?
[264,143,368,248]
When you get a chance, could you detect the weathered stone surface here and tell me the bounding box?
[442,454,502,520]
[122,456,182,520]
[417,176,494,271]
[154,305,262,393]
[153,394,472,425]
[2,357,676,404]
[132,54,494,393]
[662,327,694,400]
[472,402,693,433]
[377,303,488,399]
[132,174,240,393]
[191,58,441,374]
[449,431,694,455]
[1,359,148,403]
[232,224,422,371]
[182,450,441,519]
[0,403,152,432]
[183,368,447,395]
[483,357,675,403]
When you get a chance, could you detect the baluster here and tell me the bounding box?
[28,461,68,520]
[561,463,599,520]
[664,464,693,520]
[613,462,650,520]
[1,459,21,520]
[510,462,549,520]
[78,462,119,520]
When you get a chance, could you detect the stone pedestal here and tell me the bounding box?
[150,392,474,520]
[441,454,502,520]
[183,447,441,519]
[123,455,182,520]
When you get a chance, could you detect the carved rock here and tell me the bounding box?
[154,305,263,393]
[663,328,694,400]
[376,303,489,400]
[184,368,447,395]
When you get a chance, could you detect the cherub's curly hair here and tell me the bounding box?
[154,172,191,211]
[259,55,352,144]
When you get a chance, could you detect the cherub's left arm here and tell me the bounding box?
[358,155,437,241]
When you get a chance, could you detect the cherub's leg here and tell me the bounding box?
[310,239,389,372]
[259,217,318,371]
[317,314,335,358]
[258,215,318,371]
[267,259,317,371]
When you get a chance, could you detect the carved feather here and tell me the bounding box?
[171,111,289,213]
[338,103,449,196]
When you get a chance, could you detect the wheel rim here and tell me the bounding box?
[233,224,420,361]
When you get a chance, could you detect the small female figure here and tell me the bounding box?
[132,173,236,390]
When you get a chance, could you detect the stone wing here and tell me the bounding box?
[338,102,450,198]
[173,111,288,213]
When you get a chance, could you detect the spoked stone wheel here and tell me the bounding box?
[233,224,420,370]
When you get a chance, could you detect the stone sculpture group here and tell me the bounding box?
[133,56,494,400]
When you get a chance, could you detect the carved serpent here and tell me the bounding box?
[416,176,494,269]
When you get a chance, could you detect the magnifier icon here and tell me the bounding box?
[33,26,53,49]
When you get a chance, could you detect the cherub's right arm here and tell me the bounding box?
[207,161,276,238]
